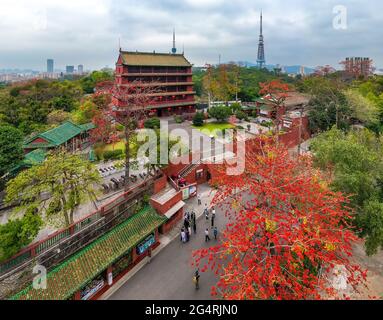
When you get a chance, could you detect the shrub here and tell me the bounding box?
[144,117,160,129]
[103,149,123,161]
[116,124,125,132]
[174,115,184,124]
[235,110,247,121]
[193,112,205,126]
[208,105,232,122]
[231,102,242,113]
[260,121,274,128]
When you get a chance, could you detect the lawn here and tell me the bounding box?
[103,140,126,152]
[192,122,235,137]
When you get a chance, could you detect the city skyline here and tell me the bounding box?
[0,0,382,71]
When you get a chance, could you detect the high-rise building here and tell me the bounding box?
[257,11,266,69]
[47,59,54,73]
[66,66,74,74]
[78,65,84,74]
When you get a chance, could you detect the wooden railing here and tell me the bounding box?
[0,175,161,276]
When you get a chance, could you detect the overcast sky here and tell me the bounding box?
[0,0,381,71]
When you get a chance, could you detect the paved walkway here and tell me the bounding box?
[100,183,226,300]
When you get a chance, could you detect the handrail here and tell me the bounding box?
[0,174,161,275]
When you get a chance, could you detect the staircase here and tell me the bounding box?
[178,160,201,179]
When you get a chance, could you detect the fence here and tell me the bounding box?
[0,175,160,276]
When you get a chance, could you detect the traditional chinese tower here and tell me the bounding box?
[257,11,266,69]
[113,50,196,117]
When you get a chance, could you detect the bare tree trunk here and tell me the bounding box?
[124,126,131,191]
[61,197,70,226]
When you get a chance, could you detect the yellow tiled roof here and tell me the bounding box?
[120,51,192,67]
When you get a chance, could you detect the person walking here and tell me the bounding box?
[191,211,195,222]
[184,218,190,229]
[188,226,192,239]
[193,219,197,234]
[213,227,218,240]
[205,228,210,242]
[185,227,190,242]
[193,269,200,290]
[147,247,152,263]
[204,206,209,221]
[211,211,216,228]
[198,194,202,205]
[181,228,186,243]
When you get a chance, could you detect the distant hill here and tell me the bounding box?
[227,61,315,75]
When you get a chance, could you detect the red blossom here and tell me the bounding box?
[193,136,368,300]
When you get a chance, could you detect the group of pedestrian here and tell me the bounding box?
[181,211,197,243]
[181,195,219,245]
[203,205,218,242]
[205,227,218,242]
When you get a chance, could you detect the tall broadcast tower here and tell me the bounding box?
[257,11,266,69]
[172,28,177,54]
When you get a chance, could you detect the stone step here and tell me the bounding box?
[151,183,178,205]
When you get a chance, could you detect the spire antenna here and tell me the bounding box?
[257,10,266,69]
[172,28,177,54]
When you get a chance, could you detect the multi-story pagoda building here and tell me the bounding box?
[112,50,196,117]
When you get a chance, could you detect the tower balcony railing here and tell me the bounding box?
[118,81,194,87]
[147,91,196,97]
[120,72,192,77]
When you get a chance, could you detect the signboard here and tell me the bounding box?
[182,188,189,200]
[188,184,197,198]
[107,272,113,286]
[81,279,104,300]
[181,184,197,200]
[136,234,155,255]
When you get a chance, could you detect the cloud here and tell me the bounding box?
[0,0,382,70]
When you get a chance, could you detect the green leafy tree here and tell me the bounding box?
[192,112,205,126]
[6,152,101,227]
[0,213,42,262]
[300,77,352,133]
[208,105,232,123]
[344,89,379,126]
[0,124,24,178]
[47,110,72,125]
[72,100,99,124]
[311,127,383,255]
[80,71,114,94]
[144,117,160,129]
[49,96,76,112]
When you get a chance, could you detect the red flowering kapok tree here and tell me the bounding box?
[314,65,336,77]
[193,136,367,300]
[95,80,158,189]
[89,111,119,145]
[259,80,290,135]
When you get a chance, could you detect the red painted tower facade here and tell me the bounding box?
[113,51,196,117]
